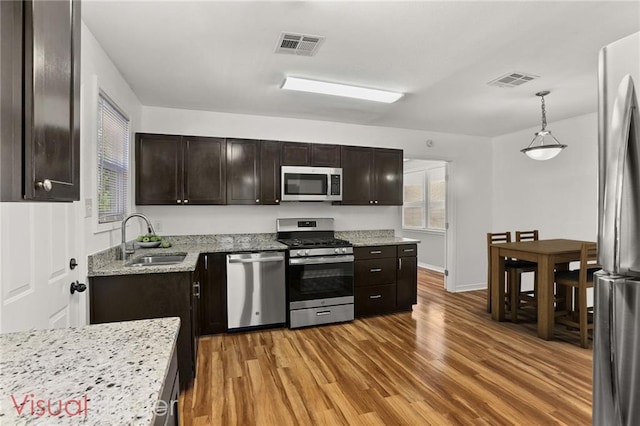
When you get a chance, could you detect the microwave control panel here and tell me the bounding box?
[330,175,341,195]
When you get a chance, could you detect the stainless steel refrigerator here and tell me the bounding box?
[594,31,640,425]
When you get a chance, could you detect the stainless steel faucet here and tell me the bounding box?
[121,213,155,260]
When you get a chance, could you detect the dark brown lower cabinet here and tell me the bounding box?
[354,244,418,317]
[89,264,201,388]
[199,253,227,335]
[155,346,179,426]
[396,244,418,310]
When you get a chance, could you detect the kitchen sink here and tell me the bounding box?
[125,253,187,267]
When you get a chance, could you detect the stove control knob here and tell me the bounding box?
[342,248,347,253]
[305,250,310,255]
[297,250,304,256]
[334,248,339,254]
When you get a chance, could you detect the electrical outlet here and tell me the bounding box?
[85,198,92,218]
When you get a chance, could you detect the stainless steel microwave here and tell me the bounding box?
[281,166,343,201]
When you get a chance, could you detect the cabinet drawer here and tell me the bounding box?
[354,245,396,260]
[354,258,396,287]
[355,284,396,317]
[398,244,417,257]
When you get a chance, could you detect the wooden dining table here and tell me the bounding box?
[490,238,594,340]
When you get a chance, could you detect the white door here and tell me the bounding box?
[0,202,82,333]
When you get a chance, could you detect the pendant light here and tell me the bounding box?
[521,91,567,160]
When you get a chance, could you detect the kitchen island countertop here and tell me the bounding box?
[0,317,180,425]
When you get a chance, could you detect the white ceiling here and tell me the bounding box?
[82,1,640,138]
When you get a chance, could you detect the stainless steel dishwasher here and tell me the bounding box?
[226,252,286,330]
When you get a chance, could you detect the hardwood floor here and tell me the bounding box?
[180,268,592,425]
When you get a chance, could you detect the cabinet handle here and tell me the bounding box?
[316,310,331,316]
[184,199,189,204]
[374,200,378,204]
[369,200,374,204]
[399,258,402,270]
[177,200,182,204]
[370,250,382,254]
[403,248,415,253]
[35,179,53,192]
[275,199,279,203]
[369,294,382,299]
[256,199,260,203]
[193,281,200,298]
[370,268,382,272]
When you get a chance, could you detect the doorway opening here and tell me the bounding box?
[401,159,450,289]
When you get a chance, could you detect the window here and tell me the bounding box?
[402,166,446,231]
[97,93,129,224]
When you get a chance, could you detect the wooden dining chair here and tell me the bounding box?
[486,232,512,313]
[554,242,600,348]
[509,230,539,322]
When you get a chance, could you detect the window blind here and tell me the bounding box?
[97,94,129,224]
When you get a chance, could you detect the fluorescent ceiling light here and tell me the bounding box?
[281,77,403,103]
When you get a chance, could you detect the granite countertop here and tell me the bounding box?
[346,236,420,247]
[88,239,287,277]
[88,231,420,277]
[0,317,180,425]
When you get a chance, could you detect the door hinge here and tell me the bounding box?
[445,222,449,230]
[444,269,449,276]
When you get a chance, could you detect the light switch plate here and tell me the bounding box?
[85,198,92,218]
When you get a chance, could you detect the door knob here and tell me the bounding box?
[69,258,78,270]
[70,281,86,295]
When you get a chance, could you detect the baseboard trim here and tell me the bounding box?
[453,282,486,293]
[418,262,444,273]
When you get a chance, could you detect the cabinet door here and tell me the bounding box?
[340,145,373,205]
[136,134,183,205]
[0,1,24,200]
[260,140,281,205]
[199,254,227,335]
[23,0,80,201]
[184,136,226,205]
[396,256,417,309]
[373,148,403,205]
[191,257,202,374]
[226,138,260,205]
[311,144,341,167]
[281,142,310,166]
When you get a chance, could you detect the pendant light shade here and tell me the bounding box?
[521,91,567,160]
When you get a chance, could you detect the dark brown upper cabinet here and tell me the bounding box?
[1,0,81,201]
[340,146,403,205]
[281,142,310,166]
[260,140,282,205]
[373,148,403,205]
[226,138,260,205]
[135,134,226,205]
[281,142,341,167]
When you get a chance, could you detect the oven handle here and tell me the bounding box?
[289,255,354,265]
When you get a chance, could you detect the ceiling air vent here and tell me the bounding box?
[487,72,538,88]
[275,32,325,56]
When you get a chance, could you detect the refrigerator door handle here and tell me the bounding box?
[599,75,640,274]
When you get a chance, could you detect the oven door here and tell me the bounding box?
[288,255,354,309]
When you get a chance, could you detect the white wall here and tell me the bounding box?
[81,22,143,257]
[491,112,598,240]
[139,106,493,291]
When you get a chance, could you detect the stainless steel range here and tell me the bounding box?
[276,218,354,328]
